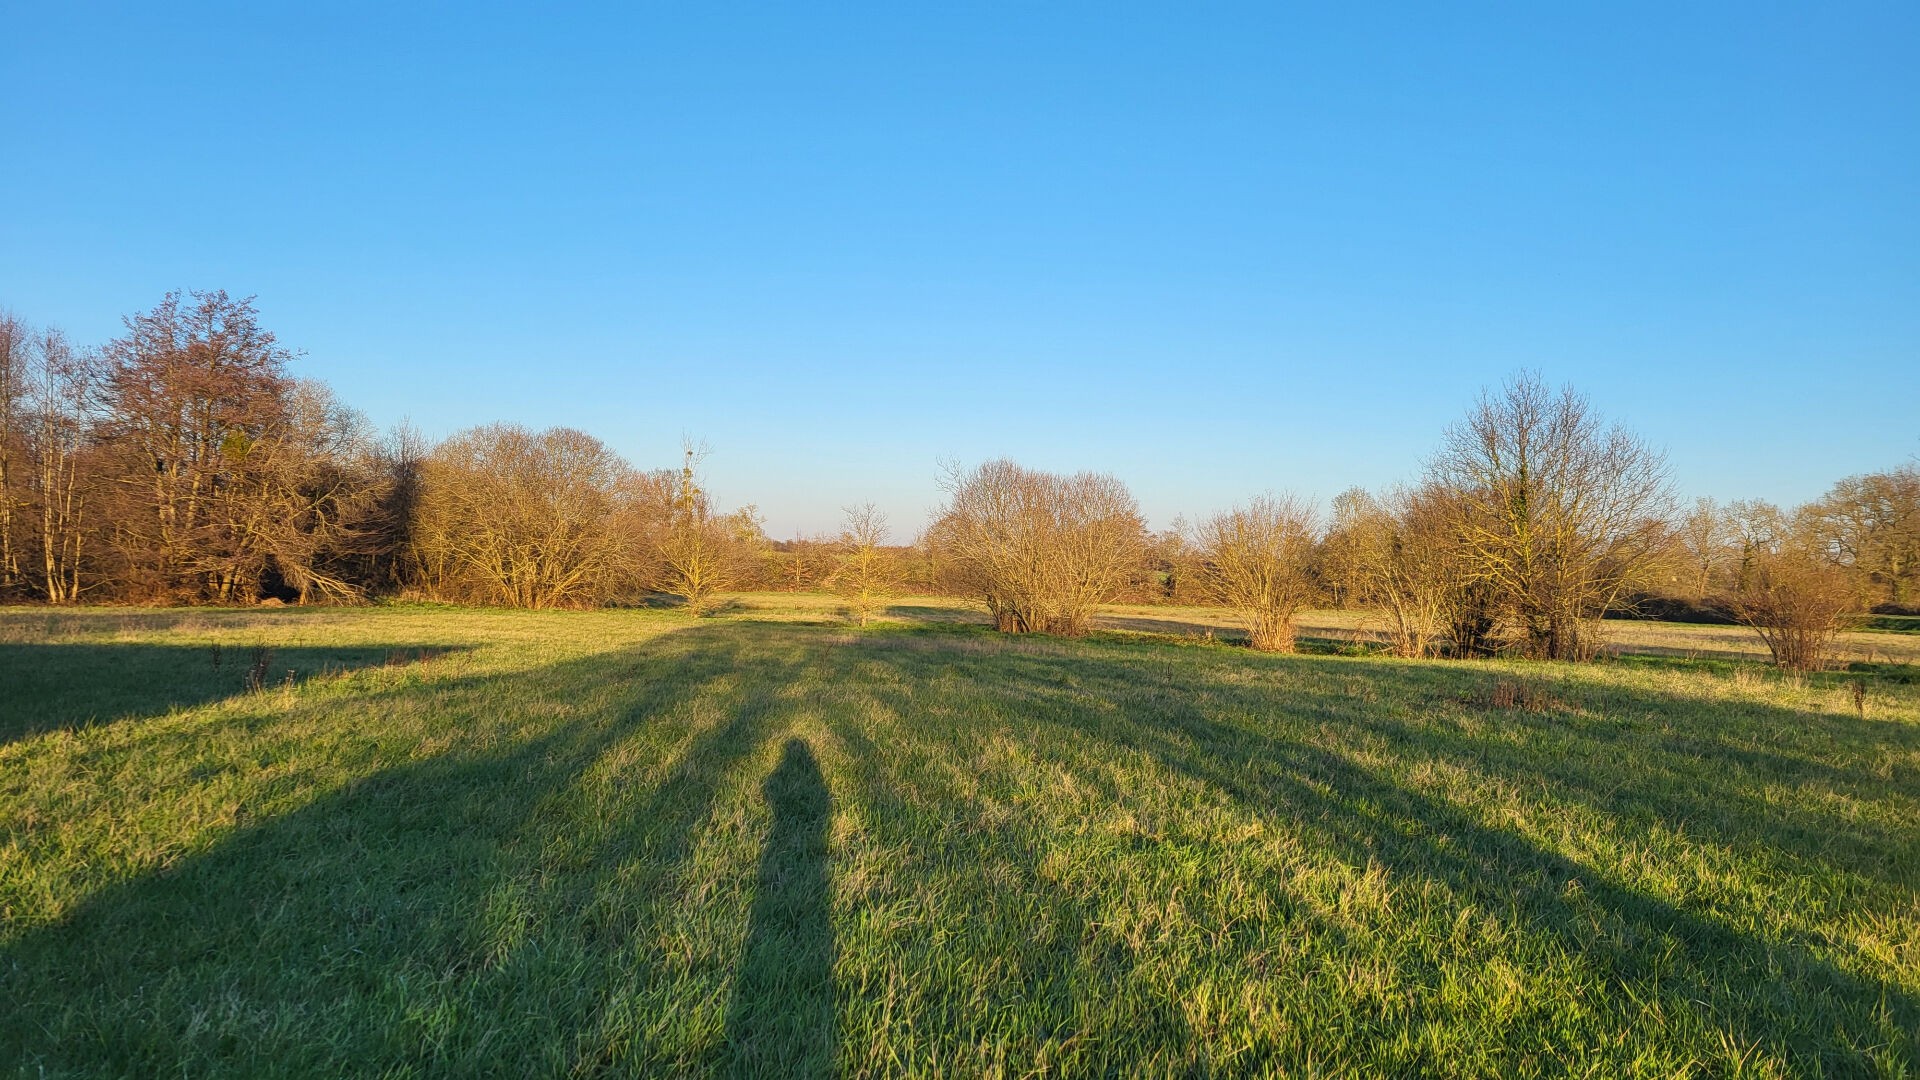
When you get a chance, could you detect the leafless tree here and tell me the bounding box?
[1676,497,1738,600]
[1140,521,1202,604]
[202,380,383,603]
[0,312,27,590]
[24,328,96,602]
[93,291,298,599]
[1195,495,1318,652]
[832,503,899,625]
[1336,488,1482,657]
[1429,372,1674,661]
[657,441,741,616]
[768,535,834,592]
[1732,533,1861,672]
[932,459,1145,636]
[1804,466,1920,606]
[414,424,638,608]
[1727,499,1789,594]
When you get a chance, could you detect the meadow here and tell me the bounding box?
[2,598,1916,1077]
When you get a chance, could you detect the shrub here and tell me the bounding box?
[1732,553,1859,673]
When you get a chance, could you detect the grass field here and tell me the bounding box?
[3,598,1917,1077]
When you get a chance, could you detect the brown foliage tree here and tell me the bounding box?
[94,290,300,599]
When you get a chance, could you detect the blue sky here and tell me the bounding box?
[4,3,1915,538]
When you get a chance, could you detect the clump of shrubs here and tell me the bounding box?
[1731,552,1859,673]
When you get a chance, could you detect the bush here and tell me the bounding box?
[1731,554,1859,673]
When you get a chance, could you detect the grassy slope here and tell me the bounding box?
[1,604,1916,1078]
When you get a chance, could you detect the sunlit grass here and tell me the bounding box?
[2,603,1916,1077]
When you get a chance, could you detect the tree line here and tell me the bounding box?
[3,293,1914,668]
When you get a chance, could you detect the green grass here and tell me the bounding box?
[2,604,1917,1077]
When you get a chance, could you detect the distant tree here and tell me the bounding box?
[208,380,384,603]
[1676,496,1738,600]
[414,424,638,608]
[658,442,735,616]
[1331,486,1464,658]
[932,459,1145,636]
[1804,466,1920,606]
[725,503,775,591]
[23,327,94,601]
[1732,534,1861,673]
[831,503,898,625]
[770,535,835,592]
[1142,521,1202,604]
[1429,372,1674,661]
[1195,495,1318,652]
[361,421,431,595]
[1317,490,1370,610]
[901,529,958,597]
[1727,499,1789,594]
[0,312,29,590]
[94,290,298,599]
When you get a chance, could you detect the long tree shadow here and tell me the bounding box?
[723,738,837,1078]
[807,628,1915,1070]
[956,645,1919,1073]
[0,641,474,745]
[818,648,1198,1074]
[1024,643,1920,894]
[0,624,803,1077]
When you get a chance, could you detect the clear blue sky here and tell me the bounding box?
[4,3,1915,538]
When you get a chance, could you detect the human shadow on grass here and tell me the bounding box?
[722,738,836,1078]
[0,624,804,1077]
[0,641,475,745]
[947,645,1919,1073]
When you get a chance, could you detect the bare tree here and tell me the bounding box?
[1429,373,1674,661]
[0,312,27,590]
[1317,490,1370,611]
[658,442,735,616]
[1195,495,1318,652]
[202,381,383,603]
[932,459,1145,636]
[1732,534,1860,673]
[94,291,297,599]
[1330,486,1467,657]
[1804,466,1920,607]
[1727,499,1789,594]
[414,424,638,608]
[770,535,835,592]
[1676,496,1737,600]
[831,503,898,625]
[358,421,431,595]
[25,328,95,602]
[1141,521,1202,604]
